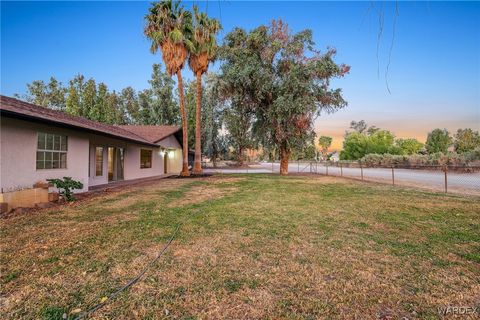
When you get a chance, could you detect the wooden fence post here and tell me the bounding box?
[392,167,395,186]
[360,161,364,181]
[444,165,448,193]
[340,163,343,177]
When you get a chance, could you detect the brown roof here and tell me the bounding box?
[118,125,181,144]
[0,95,157,146]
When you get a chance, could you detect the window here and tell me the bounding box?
[36,132,67,169]
[95,147,104,176]
[140,149,152,169]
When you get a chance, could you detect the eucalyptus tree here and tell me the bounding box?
[145,0,193,176]
[18,77,67,110]
[89,82,108,122]
[188,5,221,174]
[119,87,140,124]
[219,20,349,174]
[65,75,85,117]
[203,73,227,167]
[82,78,97,119]
[149,64,179,125]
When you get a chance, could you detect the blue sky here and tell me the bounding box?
[2,1,479,149]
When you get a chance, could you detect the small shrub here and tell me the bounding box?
[359,150,480,168]
[47,177,83,201]
[362,154,383,167]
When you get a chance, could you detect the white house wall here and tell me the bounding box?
[157,135,182,174]
[0,118,90,192]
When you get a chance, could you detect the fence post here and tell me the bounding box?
[360,161,364,181]
[340,163,343,177]
[298,160,300,173]
[271,161,274,172]
[326,162,329,176]
[444,165,448,193]
[392,166,395,186]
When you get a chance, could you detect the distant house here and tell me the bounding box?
[329,152,340,162]
[0,96,183,196]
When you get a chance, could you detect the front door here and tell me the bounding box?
[164,152,168,174]
[108,147,124,182]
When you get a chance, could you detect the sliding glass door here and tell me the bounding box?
[108,147,124,182]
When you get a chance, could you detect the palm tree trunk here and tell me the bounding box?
[192,72,203,174]
[177,71,190,176]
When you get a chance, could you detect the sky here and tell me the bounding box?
[2,1,479,150]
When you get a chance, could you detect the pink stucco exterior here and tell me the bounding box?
[0,117,182,193]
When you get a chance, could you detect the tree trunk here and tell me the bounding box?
[177,71,190,176]
[192,72,203,174]
[280,145,290,175]
[237,147,244,167]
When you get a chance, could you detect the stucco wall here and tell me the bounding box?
[158,135,181,149]
[0,118,90,192]
[166,149,182,173]
[123,144,164,180]
[157,136,182,174]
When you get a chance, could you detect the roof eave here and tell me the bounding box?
[1,109,159,147]
[152,127,183,144]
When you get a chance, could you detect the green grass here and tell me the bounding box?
[1,174,479,319]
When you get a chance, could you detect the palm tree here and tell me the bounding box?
[188,6,221,174]
[144,0,193,176]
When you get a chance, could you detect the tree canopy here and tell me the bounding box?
[396,138,424,155]
[18,64,178,126]
[218,20,349,174]
[340,121,403,160]
[318,136,333,157]
[425,129,452,154]
[454,128,480,153]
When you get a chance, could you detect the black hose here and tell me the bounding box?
[73,224,181,320]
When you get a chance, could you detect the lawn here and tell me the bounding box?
[1,175,479,319]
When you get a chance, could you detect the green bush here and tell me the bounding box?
[47,177,83,201]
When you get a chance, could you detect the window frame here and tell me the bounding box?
[95,147,104,176]
[140,149,153,169]
[36,132,68,170]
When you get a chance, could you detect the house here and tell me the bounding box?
[0,95,183,207]
[329,151,340,162]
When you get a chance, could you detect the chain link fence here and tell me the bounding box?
[204,161,480,195]
[258,161,480,196]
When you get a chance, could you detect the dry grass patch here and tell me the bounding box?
[1,174,479,319]
[167,184,238,208]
